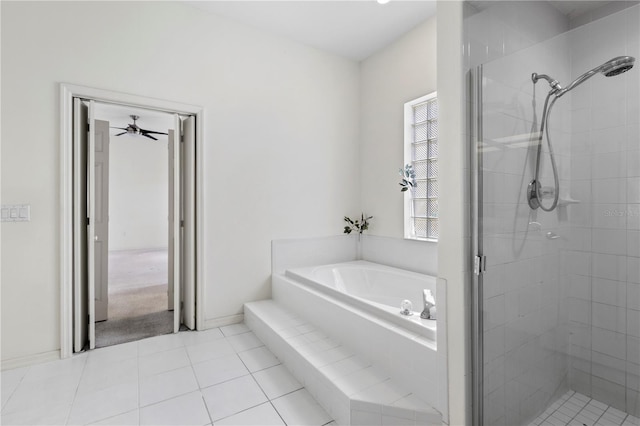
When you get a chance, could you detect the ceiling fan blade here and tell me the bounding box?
[142,130,169,136]
[142,134,158,141]
[115,132,128,136]
[111,127,128,131]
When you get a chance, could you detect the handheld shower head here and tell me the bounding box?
[556,56,635,97]
[528,55,635,212]
[600,56,635,77]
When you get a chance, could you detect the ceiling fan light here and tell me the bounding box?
[113,114,168,141]
[377,0,390,4]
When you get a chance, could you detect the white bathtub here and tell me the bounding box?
[285,260,437,341]
[273,259,443,415]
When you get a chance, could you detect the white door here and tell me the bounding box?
[170,117,181,333]
[73,99,88,352]
[168,129,175,312]
[168,117,196,331]
[87,105,110,349]
[87,101,97,349]
[181,116,196,330]
[94,120,110,323]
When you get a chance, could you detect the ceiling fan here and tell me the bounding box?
[112,115,168,140]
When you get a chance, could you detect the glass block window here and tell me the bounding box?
[404,92,438,241]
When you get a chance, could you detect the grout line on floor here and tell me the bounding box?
[269,400,288,426]
[0,366,29,413]
[201,392,214,426]
[63,353,89,426]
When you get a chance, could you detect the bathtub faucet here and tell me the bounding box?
[420,289,436,320]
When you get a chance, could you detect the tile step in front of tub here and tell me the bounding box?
[244,300,442,426]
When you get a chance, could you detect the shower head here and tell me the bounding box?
[600,55,635,77]
[556,56,635,97]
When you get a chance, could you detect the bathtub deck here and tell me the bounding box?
[244,300,442,426]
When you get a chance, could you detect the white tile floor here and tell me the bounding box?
[529,391,640,426]
[1,324,335,426]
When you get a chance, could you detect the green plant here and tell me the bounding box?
[399,164,416,192]
[343,213,373,235]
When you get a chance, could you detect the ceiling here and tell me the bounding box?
[183,1,437,61]
[184,1,640,61]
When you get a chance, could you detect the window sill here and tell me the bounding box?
[404,236,438,243]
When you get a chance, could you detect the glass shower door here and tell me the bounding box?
[473,58,571,425]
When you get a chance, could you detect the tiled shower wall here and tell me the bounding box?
[469,1,640,424]
[565,5,640,417]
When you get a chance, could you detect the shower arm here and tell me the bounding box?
[531,73,562,93]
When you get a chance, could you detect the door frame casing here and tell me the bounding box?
[60,83,204,358]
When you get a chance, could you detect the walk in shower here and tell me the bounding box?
[471,2,640,425]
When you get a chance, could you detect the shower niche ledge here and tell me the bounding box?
[557,196,580,206]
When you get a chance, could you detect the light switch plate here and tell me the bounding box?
[1,204,30,222]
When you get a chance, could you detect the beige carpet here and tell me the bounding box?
[95,249,173,348]
[108,284,169,320]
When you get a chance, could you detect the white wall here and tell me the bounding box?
[436,3,468,425]
[0,1,360,362]
[108,134,169,251]
[359,16,437,238]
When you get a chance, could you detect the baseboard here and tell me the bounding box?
[203,314,244,330]
[1,350,61,371]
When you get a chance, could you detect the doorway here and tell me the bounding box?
[60,84,203,356]
[90,104,175,348]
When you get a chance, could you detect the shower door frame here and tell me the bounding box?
[470,65,485,426]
